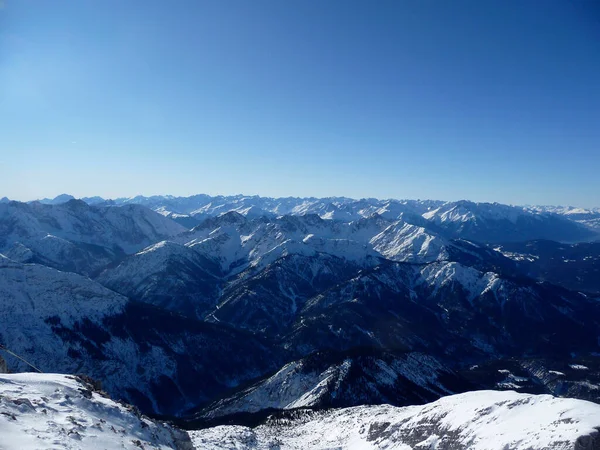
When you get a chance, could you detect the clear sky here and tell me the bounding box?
[1,0,599,206]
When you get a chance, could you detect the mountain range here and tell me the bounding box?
[2,372,599,449]
[28,193,600,240]
[1,193,599,448]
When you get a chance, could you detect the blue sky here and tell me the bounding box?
[1,0,599,206]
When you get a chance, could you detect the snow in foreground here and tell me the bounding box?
[190,390,600,450]
[0,373,192,449]
[2,373,600,450]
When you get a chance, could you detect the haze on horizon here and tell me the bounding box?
[1,1,599,208]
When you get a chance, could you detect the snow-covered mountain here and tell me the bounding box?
[97,240,223,318]
[3,373,600,450]
[194,351,471,421]
[190,390,600,450]
[0,199,185,250]
[0,256,277,416]
[176,212,515,274]
[2,193,600,425]
[0,373,193,449]
[3,235,118,276]
[37,193,76,205]
[52,193,598,242]
[422,200,596,243]
[530,205,600,232]
[94,211,521,329]
[285,259,600,359]
[205,253,371,334]
[0,200,186,274]
[493,239,600,294]
[462,357,600,404]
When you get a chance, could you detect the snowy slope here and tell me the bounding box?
[206,253,371,335]
[179,214,454,275]
[3,235,118,276]
[3,373,598,450]
[74,193,598,242]
[178,215,373,274]
[422,200,595,242]
[82,194,444,222]
[530,205,600,232]
[0,255,276,416]
[288,259,600,358]
[198,352,465,419]
[190,390,600,450]
[0,200,186,256]
[0,373,192,449]
[0,253,128,346]
[96,240,222,318]
[370,221,449,262]
[37,193,75,204]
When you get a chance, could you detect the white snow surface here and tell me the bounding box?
[203,353,453,419]
[0,201,185,254]
[97,240,220,292]
[370,222,448,262]
[191,390,600,450]
[0,254,126,330]
[0,256,180,412]
[31,194,600,236]
[177,214,455,275]
[422,201,530,225]
[418,262,502,302]
[0,372,191,449]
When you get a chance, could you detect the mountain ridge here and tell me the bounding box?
[25,193,600,243]
[1,195,600,426]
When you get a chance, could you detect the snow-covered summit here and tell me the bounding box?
[370,221,449,262]
[191,390,600,450]
[0,372,192,449]
[2,373,599,450]
[36,193,76,205]
[68,193,599,242]
[0,200,186,255]
[96,240,222,318]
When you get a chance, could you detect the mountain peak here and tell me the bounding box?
[37,194,76,205]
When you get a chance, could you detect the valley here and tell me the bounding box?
[1,194,599,448]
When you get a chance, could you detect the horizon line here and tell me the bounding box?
[3,193,598,210]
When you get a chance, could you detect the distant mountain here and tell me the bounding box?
[530,205,600,232]
[74,194,599,243]
[2,193,600,423]
[282,260,600,360]
[205,253,371,334]
[0,200,185,274]
[3,235,120,277]
[95,212,521,327]
[176,212,518,273]
[97,240,223,318]
[493,239,600,294]
[0,199,185,252]
[193,350,472,421]
[0,256,277,416]
[80,195,107,205]
[422,200,596,243]
[36,193,76,204]
[156,209,202,228]
[462,357,600,403]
